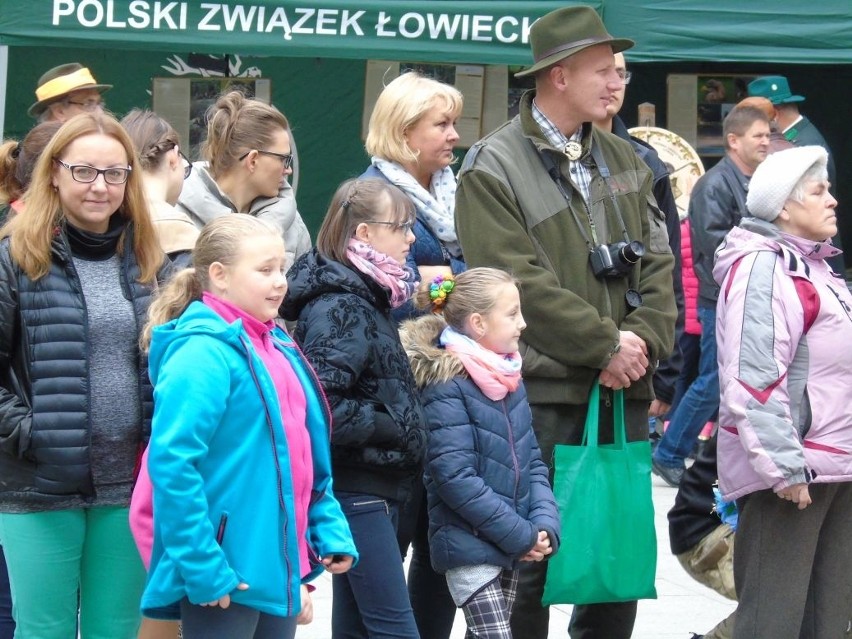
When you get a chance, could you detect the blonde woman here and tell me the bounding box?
[0,112,169,638]
[363,71,466,322]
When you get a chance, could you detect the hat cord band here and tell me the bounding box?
[535,36,608,63]
[36,67,97,102]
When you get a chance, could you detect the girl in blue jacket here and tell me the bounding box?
[138,215,357,639]
[401,268,561,639]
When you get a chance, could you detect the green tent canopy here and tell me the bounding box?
[0,1,591,65]
[603,1,852,64]
[1,1,849,64]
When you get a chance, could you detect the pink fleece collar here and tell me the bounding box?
[202,292,276,341]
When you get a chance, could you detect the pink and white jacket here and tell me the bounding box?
[714,218,852,501]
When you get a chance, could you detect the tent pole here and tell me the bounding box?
[0,45,7,138]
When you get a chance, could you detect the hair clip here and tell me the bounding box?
[429,274,455,308]
[341,199,351,210]
[10,143,20,159]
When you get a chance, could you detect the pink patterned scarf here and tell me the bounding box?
[346,238,418,308]
[440,326,522,401]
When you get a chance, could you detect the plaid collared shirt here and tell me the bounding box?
[531,101,592,204]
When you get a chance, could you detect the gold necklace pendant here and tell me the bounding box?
[564,140,583,161]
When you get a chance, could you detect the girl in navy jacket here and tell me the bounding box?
[401,268,560,639]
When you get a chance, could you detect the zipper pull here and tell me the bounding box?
[216,513,228,545]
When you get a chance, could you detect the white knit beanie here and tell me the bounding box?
[746,146,828,221]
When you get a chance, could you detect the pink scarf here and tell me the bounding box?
[346,238,418,309]
[440,326,522,401]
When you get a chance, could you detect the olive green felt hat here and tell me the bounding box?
[515,6,634,78]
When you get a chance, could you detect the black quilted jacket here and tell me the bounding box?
[282,248,425,504]
[0,225,165,503]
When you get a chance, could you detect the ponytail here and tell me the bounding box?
[0,140,21,204]
[414,267,516,332]
[140,214,281,351]
[140,268,203,351]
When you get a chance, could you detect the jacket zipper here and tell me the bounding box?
[216,513,229,545]
[502,400,521,506]
[352,498,389,513]
[242,336,295,617]
[61,234,95,500]
[271,335,332,511]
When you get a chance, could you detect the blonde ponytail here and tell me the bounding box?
[140,214,281,351]
[140,268,204,351]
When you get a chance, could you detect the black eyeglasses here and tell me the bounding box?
[616,70,633,85]
[65,98,104,111]
[53,158,131,184]
[365,220,415,234]
[177,148,193,179]
[238,149,293,169]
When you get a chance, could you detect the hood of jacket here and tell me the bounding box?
[400,314,465,388]
[177,163,281,222]
[713,217,842,287]
[148,300,251,386]
[282,247,390,321]
[177,163,309,268]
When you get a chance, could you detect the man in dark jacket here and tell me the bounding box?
[593,51,685,421]
[652,106,770,487]
[747,75,844,274]
[747,76,835,188]
[668,436,737,639]
[455,7,676,638]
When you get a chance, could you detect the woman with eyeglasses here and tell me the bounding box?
[122,109,198,269]
[0,112,170,638]
[362,71,466,639]
[282,178,426,638]
[176,90,310,270]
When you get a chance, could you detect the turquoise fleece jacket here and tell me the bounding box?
[141,301,356,618]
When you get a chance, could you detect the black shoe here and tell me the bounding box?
[652,458,684,487]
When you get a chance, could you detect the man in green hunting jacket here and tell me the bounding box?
[455,6,676,638]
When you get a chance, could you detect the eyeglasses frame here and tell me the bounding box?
[364,219,416,234]
[64,97,104,111]
[176,148,193,179]
[238,149,294,169]
[53,158,132,185]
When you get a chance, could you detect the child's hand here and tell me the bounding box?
[296,585,313,625]
[201,582,249,608]
[322,554,355,574]
[521,531,552,562]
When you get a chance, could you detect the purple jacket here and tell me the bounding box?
[714,218,852,500]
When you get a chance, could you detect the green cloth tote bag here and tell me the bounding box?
[542,382,657,605]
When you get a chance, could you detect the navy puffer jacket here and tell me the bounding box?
[0,225,167,501]
[401,315,561,573]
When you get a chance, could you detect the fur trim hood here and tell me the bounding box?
[400,314,466,388]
